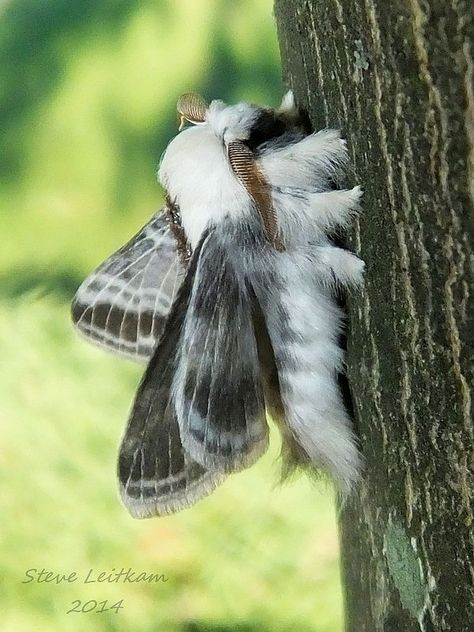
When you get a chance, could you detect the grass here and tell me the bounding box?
[0,296,343,631]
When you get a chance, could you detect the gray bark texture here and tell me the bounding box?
[274,1,474,631]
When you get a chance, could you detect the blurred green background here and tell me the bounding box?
[0,1,343,630]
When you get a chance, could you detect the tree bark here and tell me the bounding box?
[274,1,474,630]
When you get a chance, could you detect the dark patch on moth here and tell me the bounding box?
[71,299,87,326]
[324,229,357,425]
[245,109,289,152]
[119,310,139,342]
[88,302,108,329]
[164,193,192,263]
[176,234,267,467]
[139,310,153,338]
[185,368,211,421]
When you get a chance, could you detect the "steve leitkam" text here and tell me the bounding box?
[22,568,168,584]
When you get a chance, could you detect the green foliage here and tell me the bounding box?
[0,2,343,630]
[0,0,283,284]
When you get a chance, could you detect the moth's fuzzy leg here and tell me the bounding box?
[260,129,350,192]
[315,246,365,288]
[305,186,363,231]
[277,90,299,123]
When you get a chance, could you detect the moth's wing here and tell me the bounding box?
[173,229,269,473]
[118,240,225,518]
[71,210,184,362]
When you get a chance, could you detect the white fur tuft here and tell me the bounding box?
[159,125,250,248]
[260,129,349,192]
[278,90,297,116]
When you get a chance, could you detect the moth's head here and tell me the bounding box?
[176,90,301,148]
[159,91,302,249]
[160,91,301,188]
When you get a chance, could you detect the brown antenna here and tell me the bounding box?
[228,140,284,251]
[177,93,208,129]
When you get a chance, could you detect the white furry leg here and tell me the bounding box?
[316,246,365,287]
[306,186,363,230]
[260,129,350,191]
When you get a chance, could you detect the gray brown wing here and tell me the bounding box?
[71,211,184,361]
[118,235,225,517]
[173,229,269,473]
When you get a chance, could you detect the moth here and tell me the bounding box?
[71,91,364,518]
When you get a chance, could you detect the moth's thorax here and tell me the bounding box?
[205,100,259,142]
[159,125,251,248]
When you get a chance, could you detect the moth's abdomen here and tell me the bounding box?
[280,288,361,492]
[252,262,361,493]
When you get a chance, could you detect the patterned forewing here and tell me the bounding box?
[71,211,184,361]
[118,238,225,517]
[173,231,269,472]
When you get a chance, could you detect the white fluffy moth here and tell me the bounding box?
[71,91,365,518]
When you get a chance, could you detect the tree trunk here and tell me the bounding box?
[274,1,474,630]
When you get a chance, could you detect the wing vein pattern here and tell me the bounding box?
[71,210,185,361]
